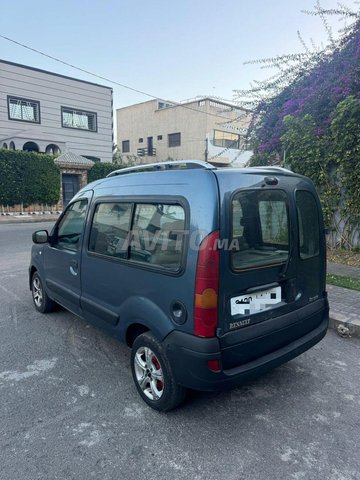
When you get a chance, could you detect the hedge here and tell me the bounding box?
[0,149,60,206]
[87,162,124,183]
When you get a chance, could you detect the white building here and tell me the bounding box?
[0,59,113,162]
[116,97,252,167]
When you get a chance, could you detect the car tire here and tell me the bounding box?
[131,332,187,411]
[31,271,55,313]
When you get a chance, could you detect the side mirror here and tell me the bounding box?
[32,230,49,244]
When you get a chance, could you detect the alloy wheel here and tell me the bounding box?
[32,276,43,308]
[133,346,164,401]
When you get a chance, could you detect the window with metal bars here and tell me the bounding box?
[213,130,240,149]
[8,96,40,123]
[61,107,97,132]
[122,140,130,153]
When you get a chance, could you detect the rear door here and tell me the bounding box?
[215,171,326,368]
[223,186,291,332]
[294,189,325,305]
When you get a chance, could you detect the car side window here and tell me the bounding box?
[296,191,320,259]
[87,201,186,271]
[54,199,88,251]
[89,203,133,258]
[130,203,185,270]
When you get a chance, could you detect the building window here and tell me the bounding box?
[157,135,163,141]
[198,100,206,107]
[45,144,61,155]
[122,140,130,153]
[9,141,15,150]
[61,107,97,132]
[158,101,173,110]
[213,130,240,149]
[168,132,181,148]
[139,138,143,143]
[209,101,233,112]
[8,96,40,123]
[23,141,39,152]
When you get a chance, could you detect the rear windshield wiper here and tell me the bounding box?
[279,246,292,279]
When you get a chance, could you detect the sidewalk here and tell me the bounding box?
[327,262,360,338]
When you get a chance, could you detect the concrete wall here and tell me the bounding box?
[0,60,113,162]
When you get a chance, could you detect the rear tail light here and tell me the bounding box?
[194,230,220,337]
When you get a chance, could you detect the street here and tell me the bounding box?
[1,222,360,480]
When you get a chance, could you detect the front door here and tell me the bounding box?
[147,137,153,156]
[62,174,80,207]
[44,193,92,316]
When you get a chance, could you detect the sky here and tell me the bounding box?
[1,0,359,110]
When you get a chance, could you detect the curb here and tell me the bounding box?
[0,215,60,225]
[329,313,360,338]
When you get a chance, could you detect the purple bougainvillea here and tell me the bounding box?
[250,19,360,159]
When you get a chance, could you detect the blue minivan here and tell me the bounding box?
[30,161,329,411]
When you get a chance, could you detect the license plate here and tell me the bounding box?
[230,286,281,316]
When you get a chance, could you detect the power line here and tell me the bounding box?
[0,34,248,122]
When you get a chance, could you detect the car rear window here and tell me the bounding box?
[231,190,289,271]
[296,191,320,259]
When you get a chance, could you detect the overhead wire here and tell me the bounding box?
[0,34,249,123]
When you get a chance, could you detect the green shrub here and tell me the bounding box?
[88,162,123,183]
[0,149,60,206]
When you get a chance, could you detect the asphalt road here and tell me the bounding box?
[1,222,360,480]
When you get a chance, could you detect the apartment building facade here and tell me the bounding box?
[116,97,252,167]
[0,59,113,162]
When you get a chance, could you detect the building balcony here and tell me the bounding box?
[137,147,157,157]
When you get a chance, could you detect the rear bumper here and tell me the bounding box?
[163,300,329,391]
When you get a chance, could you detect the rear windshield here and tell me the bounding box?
[231,190,289,271]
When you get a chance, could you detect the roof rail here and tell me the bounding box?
[252,166,293,173]
[107,160,216,177]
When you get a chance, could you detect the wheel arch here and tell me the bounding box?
[117,296,175,346]
[126,323,150,347]
[29,265,37,290]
